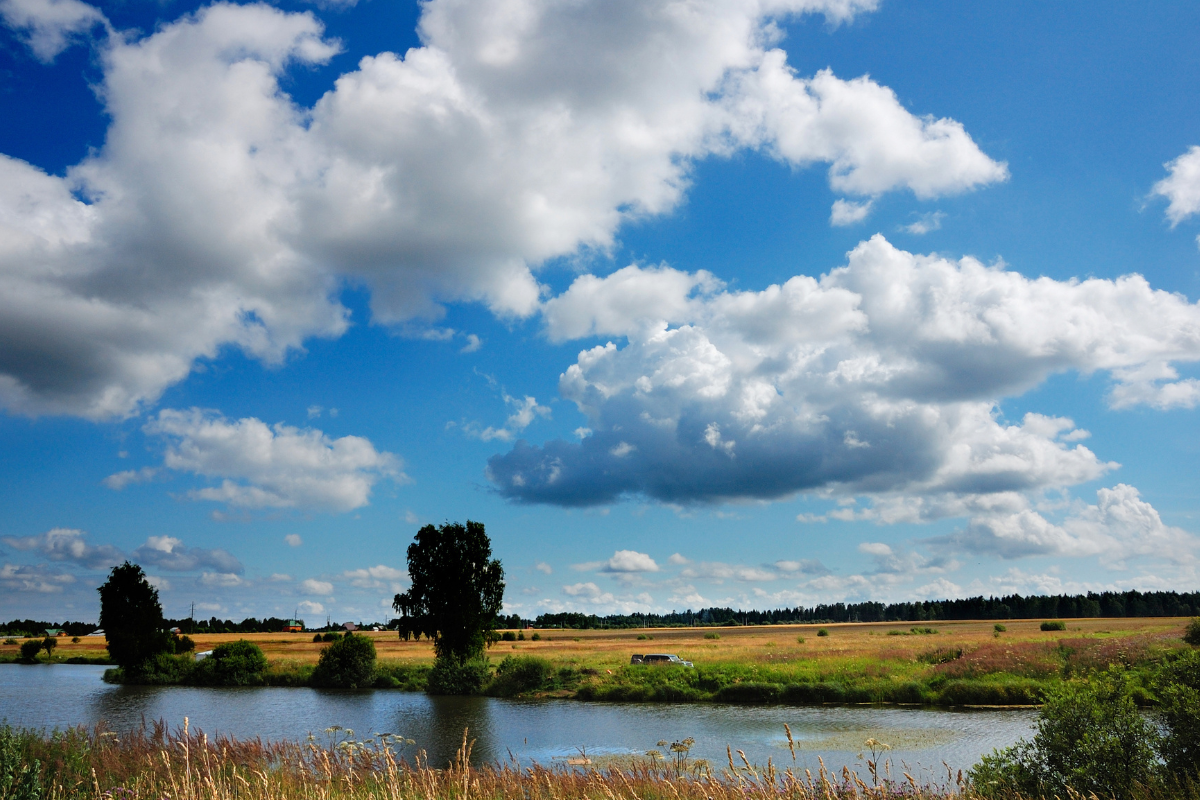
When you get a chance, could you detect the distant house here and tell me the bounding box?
[284,620,303,632]
[86,629,105,637]
[169,627,182,635]
[342,622,357,632]
[44,629,62,637]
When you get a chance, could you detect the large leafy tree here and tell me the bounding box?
[393,521,504,662]
[98,561,171,670]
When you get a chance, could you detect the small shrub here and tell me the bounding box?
[796,636,805,644]
[911,627,936,635]
[18,640,42,663]
[817,628,829,637]
[1040,620,1066,631]
[636,634,651,641]
[129,652,194,684]
[500,631,517,642]
[917,647,963,665]
[1183,618,1200,646]
[703,632,720,640]
[573,637,581,642]
[488,655,551,697]
[531,632,541,641]
[192,640,268,686]
[427,656,490,695]
[321,632,338,643]
[517,631,525,641]
[312,633,323,642]
[311,633,376,689]
[2,639,16,646]
[172,634,195,654]
[71,637,80,644]
[994,623,1007,633]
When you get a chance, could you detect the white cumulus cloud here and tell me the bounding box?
[296,599,324,615]
[301,578,334,595]
[492,236,1200,507]
[1153,145,1200,226]
[830,198,873,226]
[575,549,659,573]
[0,0,1004,419]
[144,408,401,512]
[932,483,1197,564]
[341,564,407,589]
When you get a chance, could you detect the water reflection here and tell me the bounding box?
[0,665,1034,779]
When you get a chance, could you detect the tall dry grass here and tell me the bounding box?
[9,719,980,800]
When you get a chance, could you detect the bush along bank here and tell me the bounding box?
[969,649,1200,800]
[104,634,431,690]
[100,647,1166,706]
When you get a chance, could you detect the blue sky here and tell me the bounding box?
[2,0,1200,625]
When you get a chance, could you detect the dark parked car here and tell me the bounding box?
[630,653,693,667]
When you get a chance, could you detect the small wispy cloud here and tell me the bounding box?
[830,198,874,226]
[903,211,945,235]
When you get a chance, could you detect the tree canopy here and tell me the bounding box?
[98,561,171,670]
[392,520,504,662]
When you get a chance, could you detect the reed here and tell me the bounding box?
[9,719,1200,800]
[3,720,973,800]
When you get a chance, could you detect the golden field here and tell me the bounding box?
[8,615,1185,670]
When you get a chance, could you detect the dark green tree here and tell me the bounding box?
[18,639,42,663]
[98,561,171,671]
[40,638,56,659]
[392,520,504,662]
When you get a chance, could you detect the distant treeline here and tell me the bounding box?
[162,617,335,634]
[0,620,98,637]
[530,590,1200,629]
[12,590,1200,638]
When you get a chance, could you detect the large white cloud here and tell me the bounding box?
[142,408,401,512]
[0,0,1005,419]
[491,235,1200,506]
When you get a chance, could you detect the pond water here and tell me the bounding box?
[0,665,1034,782]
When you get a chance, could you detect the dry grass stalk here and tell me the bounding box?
[14,721,985,800]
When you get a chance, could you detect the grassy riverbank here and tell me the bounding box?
[5,617,1191,706]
